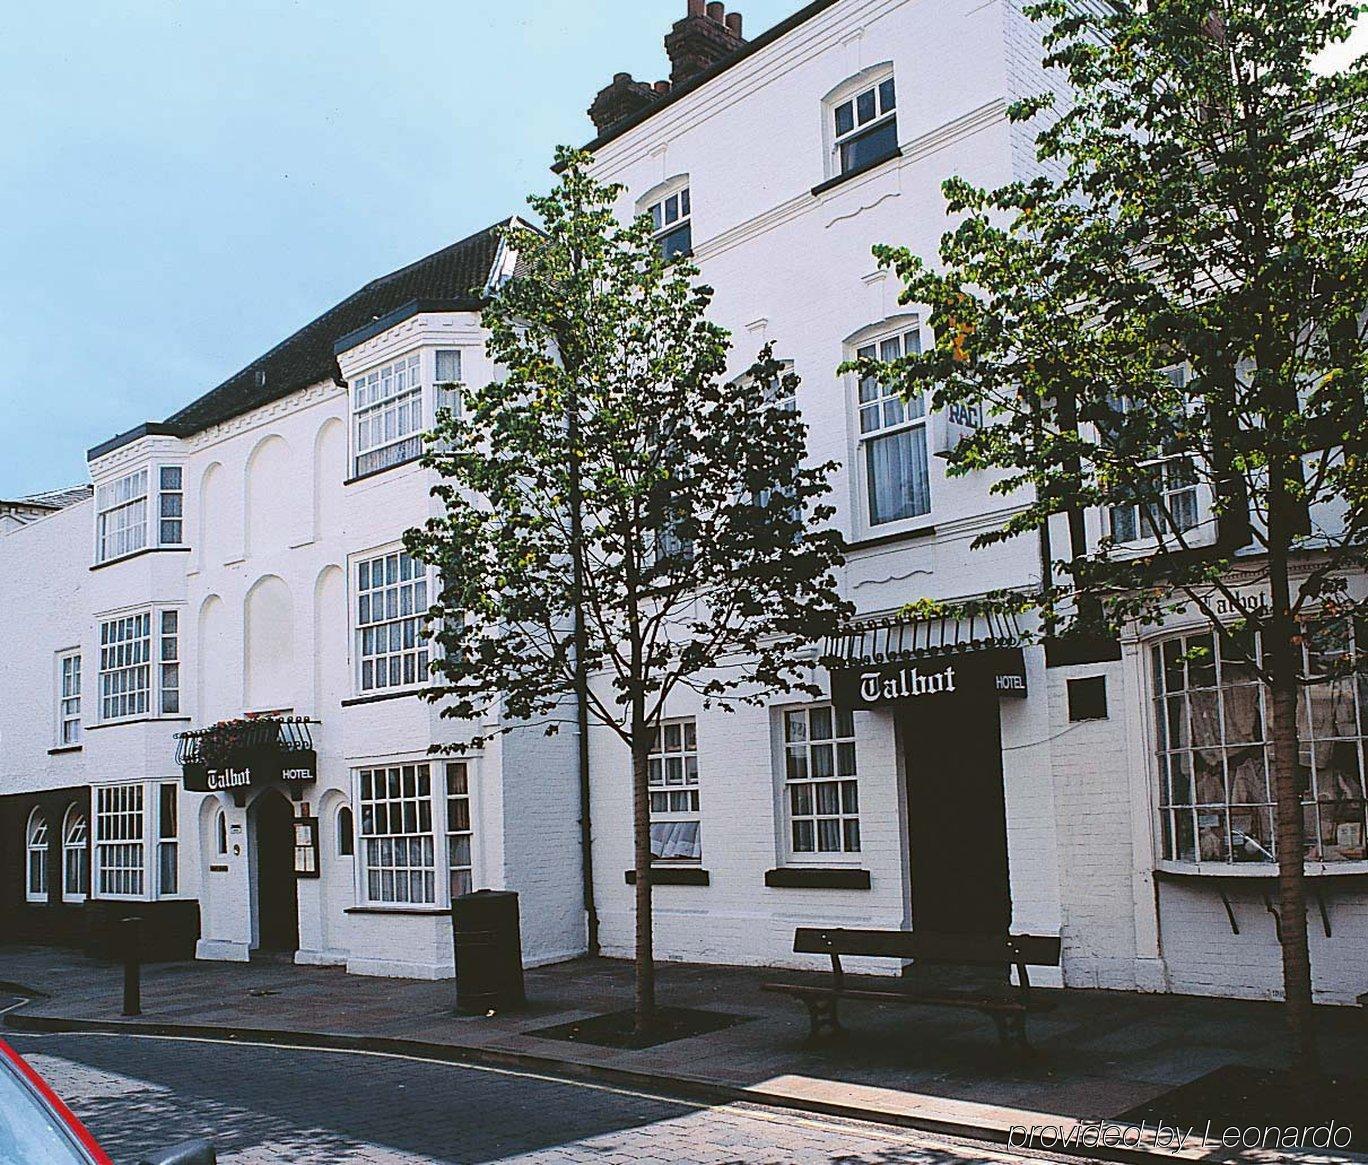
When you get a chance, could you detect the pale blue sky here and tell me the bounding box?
[0,0,795,496]
[2,4,1363,498]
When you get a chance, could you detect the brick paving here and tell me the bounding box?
[9,1032,1084,1165]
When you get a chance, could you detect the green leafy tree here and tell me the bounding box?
[407,150,850,1032]
[868,0,1367,1077]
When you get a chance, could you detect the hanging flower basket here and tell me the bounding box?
[194,718,273,770]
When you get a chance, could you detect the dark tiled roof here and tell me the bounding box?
[89,220,512,459]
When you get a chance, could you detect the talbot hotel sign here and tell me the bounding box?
[182,751,318,794]
[832,647,1028,712]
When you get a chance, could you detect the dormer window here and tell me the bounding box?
[830,70,897,178]
[641,179,692,259]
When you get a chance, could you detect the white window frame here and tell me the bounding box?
[157,465,185,546]
[93,783,146,900]
[640,177,692,260]
[780,703,862,863]
[97,607,182,724]
[156,782,179,896]
[354,762,439,908]
[849,321,932,534]
[825,66,898,179]
[25,809,49,903]
[434,349,463,420]
[1149,621,1368,869]
[56,649,82,746]
[445,761,475,900]
[1104,367,1212,549]
[647,718,702,863]
[94,463,186,564]
[350,351,425,477]
[95,467,149,563]
[352,548,432,695]
[62,805,89,903]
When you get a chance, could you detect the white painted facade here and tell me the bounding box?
[1,268,587,978]
[2,0,1364,1006]
[578,0,1368,1003]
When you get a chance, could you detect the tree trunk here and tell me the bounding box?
[630,733,655,1034]
[1266,562,1319,1083]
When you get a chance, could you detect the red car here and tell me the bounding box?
[0,1039,214,1165]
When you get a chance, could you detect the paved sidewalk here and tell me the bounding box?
[2,945,1364,1163]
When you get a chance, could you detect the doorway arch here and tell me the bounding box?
[249,789,299,955]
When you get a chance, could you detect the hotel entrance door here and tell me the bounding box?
[899,691,1011,936]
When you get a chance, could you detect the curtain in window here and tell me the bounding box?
[866,427,929,525]
[650,821,701,861]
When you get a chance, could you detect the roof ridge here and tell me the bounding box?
[167,219,512,422]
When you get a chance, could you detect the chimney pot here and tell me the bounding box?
[725,10,742,35]
[654,80,672,94]
[706,2,724,20]
[688,0,705,15]
[614,71,632,82]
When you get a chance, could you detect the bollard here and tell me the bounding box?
[121,916,143,1017]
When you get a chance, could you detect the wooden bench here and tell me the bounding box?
[761,927,1062,1050]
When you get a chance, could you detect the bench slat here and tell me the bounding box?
[760,981,1057,1013]
[792,927,1060,967]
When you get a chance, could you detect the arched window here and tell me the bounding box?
[823,65,898,180]
[26,810,49,903]
[636,175,692,259]
[215,810,228,856]
[337,806,355,857]
[62,806,89,902]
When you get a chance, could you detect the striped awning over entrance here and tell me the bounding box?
[820,610,1024,669]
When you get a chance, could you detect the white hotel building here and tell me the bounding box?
[2,0,1365,1005]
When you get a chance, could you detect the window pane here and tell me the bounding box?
[834,100,854,137]
[840,117,898,174]
[878,76,896,112]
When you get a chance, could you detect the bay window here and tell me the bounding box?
[855,327,930,527]
[95,464,186,562]
[648,719,702,862]
[352,353,424,476]
[783,705,860,858]
[355,550,430,693]
[94,784,146,898]
[1153,620,1368,866]
[96,468,148,562]
[357,763,436,905]
[98,608,180,722]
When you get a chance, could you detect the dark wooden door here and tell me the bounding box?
[900,691,1011,935]
[253,792,299,953]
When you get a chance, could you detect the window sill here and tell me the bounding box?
[48,744,83,755]
[89,545,192,572]
[343,905,451,916]
[340,688,426,708]
[764,866,870,890]
[811,147,903,198]
[624,867,710,886]
[1155,861,1368,880]
[86,716,191,731]
[343,456,425,487]
[846,523,936,553]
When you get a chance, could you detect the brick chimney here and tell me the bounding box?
[664,0,746,87]
[588,72,666,134]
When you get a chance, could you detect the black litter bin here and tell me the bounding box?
[452,889,526,1014]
